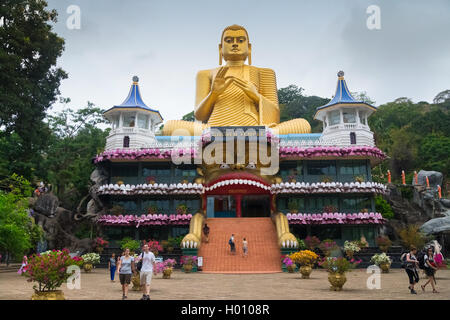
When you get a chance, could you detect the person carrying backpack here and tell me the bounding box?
[229,234,236,255]
[421,247,439,293]
[138,244,157,300]
[404,246,420,294]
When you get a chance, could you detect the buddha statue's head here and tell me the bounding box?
[219,24,251,65]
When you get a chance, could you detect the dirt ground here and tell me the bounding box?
[1,268,449,300]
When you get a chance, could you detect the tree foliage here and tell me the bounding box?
[0,0,67,179]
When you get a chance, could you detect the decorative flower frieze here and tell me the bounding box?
[97,213,192,226]
[97,183,204,195]
[286,212,385,225]
[271,181,387,194]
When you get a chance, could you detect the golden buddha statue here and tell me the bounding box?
[163,24,311,136]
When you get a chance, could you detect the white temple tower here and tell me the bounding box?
[103,76,163,150]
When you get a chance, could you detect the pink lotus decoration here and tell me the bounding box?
[97,213,192,227]
[279,146,386,160]
[286,212,385,225]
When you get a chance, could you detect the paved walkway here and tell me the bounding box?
[1,268,449,300]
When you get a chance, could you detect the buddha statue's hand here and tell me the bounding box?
[229,77,260,103]
[211,66,233,97]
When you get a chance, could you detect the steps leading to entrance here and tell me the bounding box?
[198,218,281,273]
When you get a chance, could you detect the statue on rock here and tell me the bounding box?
[163,25,311,136]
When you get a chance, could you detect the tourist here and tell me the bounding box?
[405,246,420,294]
[139,244,157,300]
[421,247,439,293]
[203,223,210,243]
[117,248,136,300]
[242,238,248,257]
[17,256,28,275]
[229,234,236,255]
[108,253,117,282]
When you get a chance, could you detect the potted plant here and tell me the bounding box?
[81,252,100,272]
[282,255,296,273]
[343,240,361,259]
[146,240,163,256]
[321,175,333,183]
[176,204,189,215]
[323,205,338,213]
[181,255,197,272]
[157,258,177,279]
[120,237,140,255]
[376,235,392,253]
[94,237,109,254]
[304,236,321,251]
[290,250,318,279]
[23,249,84,300]
[319,239,339,257]
[319,257,361,291]
[287,174,296,183]
[145,176,156,184]
[370,253,392,273]
[111,205,125,216]
[287,199,298,213]
[167,237,178,253]
[147,205,159,215]
[354,175,365,183]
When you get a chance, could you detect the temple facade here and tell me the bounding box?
[93,71,387,262]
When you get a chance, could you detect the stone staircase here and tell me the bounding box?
[198,218,282,273]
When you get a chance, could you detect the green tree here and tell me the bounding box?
[0,175,43,265]
[0,0,67,179]
[182,111,195,122]
[44,100,109,209]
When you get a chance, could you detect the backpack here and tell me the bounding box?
[137,252,145,272]
[400,253,408,269]
[417,251,426,270]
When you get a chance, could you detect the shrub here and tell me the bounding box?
[290,250,318,266]
[397,224,432,250]
[319,257,361,274]
[370,253,392,265]
[304,236,321,250]
[23,249,84,292]
[375,195,394,219]
[296,238,306,250]
[120,237,140,252]
[343,241,361,253]
[81,253,100,265]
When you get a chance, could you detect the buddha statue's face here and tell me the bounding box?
[221,29,250,62]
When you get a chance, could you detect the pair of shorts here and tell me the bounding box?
[424,267,435,277]
[119,273,132,285]
[140,271,153,285]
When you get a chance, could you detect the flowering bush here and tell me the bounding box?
[23,249,84,292]
[375,235,392,251]
[343,241,361,253]
[145,176,156,184]
[81,253,100,265]
[290,250,318,266]
[319,239,339,257]
[144,240,163,255]
[155,258,177,273]
[370,253,391,266]
[282,255,294,266]
[304,236,321,250]
[180,255,197,266]
[319,257,361,274]
[95,237,108,250]
[176,204,188,215]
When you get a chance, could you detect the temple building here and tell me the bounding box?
[92,25,387,273]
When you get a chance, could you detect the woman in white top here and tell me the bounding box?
[242,238,248,257]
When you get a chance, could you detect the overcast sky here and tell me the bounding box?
[47,0,450,121]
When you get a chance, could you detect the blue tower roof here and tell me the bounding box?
[316,71,376,112]
[104,76,163,122]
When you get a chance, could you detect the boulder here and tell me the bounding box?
[413,170,443,189]
[420,216,450,234]
[440,198,450,208]
[34,193,59,217]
